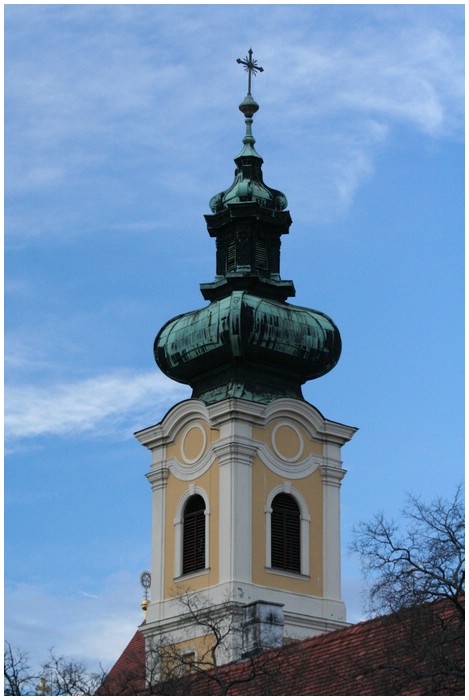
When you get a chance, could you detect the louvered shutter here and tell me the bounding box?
[271,493,301,572]
[255,240,269,270]
[183,495,206,574]
[226,240,236,271]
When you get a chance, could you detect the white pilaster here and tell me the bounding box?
[146,466,169,620]
[213,438,257,585]
[320,463,346,601]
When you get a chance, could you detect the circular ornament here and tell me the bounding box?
[140,571,151,589]
[180,423,207,465]
[271,422,304,463]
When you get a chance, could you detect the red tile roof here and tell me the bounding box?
[98,598,464,696]
[96,629,146,696]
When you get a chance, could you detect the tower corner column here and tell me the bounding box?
[320,462,346,602]
[146,465,170,621]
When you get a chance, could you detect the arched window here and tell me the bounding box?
[183,494,206,574]
[271,493,301,573]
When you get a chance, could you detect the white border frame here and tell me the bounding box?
[271,421,304,463]
[265,483,311,577]
[180,422,207,465]
[174,485,210,579]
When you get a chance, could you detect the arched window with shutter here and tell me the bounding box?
[271,492,301,573]
[182,494,206,574]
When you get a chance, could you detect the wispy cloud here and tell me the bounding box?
[5,5,463,236]
[5,370,189,446]
[5,573,143,669]
[77,591,99,600]
[258,7,463,132]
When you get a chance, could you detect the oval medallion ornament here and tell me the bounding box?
[180,423,207,464]
[271,422,304,463]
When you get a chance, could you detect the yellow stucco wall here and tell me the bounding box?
[251,420,324,596]
[158,633,217,678]
[164,420,220,597]
[167,421,219,464]
[161,415,323,598]
[253,421,322,460]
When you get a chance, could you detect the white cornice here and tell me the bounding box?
[320,463,347,486]
[166,451,217,481]
[322,418,358,445]
[160,399,211,435]
[212,437,258,466]
[255,441,322,479]
[146,466,170,489]
[134,423,164,449]
[208,398,266,427]
[135,397,357,450]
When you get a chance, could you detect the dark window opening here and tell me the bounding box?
[255,240,269,270]
[183,495,206,574]
[271,493,301,573]
[226,240,236,271]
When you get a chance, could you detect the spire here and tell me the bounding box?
[235,49,264,160]
[208,49,288,216]
[203,49,292,303]
[154,52,342,405]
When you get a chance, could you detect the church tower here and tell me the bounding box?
[135,51,357,668]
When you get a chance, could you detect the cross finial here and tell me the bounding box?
[236,48,264,96]
[35,678,51,696]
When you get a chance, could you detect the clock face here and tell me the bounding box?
[140,571,151,589]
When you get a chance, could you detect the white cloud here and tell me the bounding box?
[5,370,189,446]
[5,5,463,230]
[263,16,463,136]
[5,573,143,670]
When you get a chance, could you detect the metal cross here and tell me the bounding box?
[35,678,51,696]
[236,48,264,95]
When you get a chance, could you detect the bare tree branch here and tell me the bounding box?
[351,484,465,618]
[4,642,38,696]
[39,649,106,696]
[350,484,464,694]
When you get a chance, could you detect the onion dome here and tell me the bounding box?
[154,50,342,405]
[155,292,341,405]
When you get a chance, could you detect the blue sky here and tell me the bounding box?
[5,4,464,671]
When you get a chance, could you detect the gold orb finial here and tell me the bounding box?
[140,570,151,622]
[141,596,150,622]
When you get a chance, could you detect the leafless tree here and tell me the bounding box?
[99,591,283,695]
[350,484,464,694]
[4,642,37,696]
[152,593,281,695]
[40,650,106,695]
[351,484,464,618]
[4,643,106,696]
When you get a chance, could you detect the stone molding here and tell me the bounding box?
[319,463,347,487]
[264,482,311,576]
[173,485,211,578]
[146,466,170,491]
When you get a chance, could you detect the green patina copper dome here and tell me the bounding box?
[208,93,288,216]
[155,292,341,404]
[154,50,342,405]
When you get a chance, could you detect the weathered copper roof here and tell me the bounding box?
[209,50,287,216]
[154,52,342,405]
[154,291,341,404]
